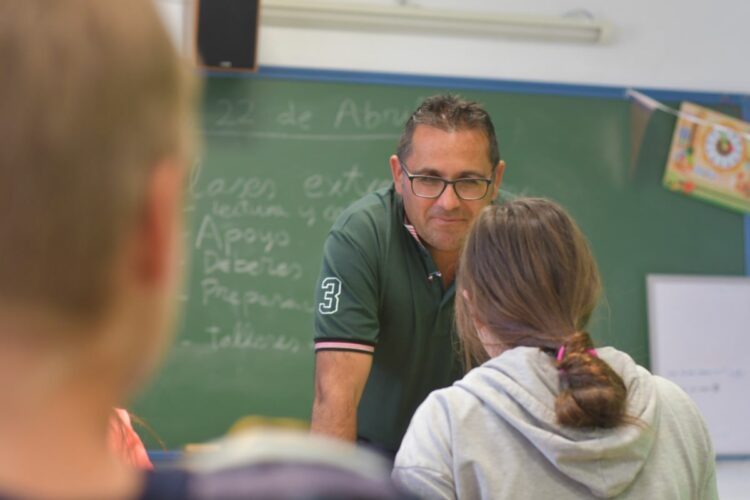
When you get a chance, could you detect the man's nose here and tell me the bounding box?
[436,183,461,211]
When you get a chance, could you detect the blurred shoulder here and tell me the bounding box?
[184,429,412,499]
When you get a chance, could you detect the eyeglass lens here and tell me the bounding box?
[411,177,489,200]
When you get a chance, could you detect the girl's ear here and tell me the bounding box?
[462,289,485,332]
[463,289,481,314]
[461,289,475,312]
[463,288,507,358]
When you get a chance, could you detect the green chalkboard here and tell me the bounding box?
[132,74,745,449]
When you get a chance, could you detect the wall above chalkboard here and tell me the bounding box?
[133,69,747,450]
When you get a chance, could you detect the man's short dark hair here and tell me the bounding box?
[396,94,500,168]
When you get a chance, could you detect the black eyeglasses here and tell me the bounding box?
[399,160,494,201]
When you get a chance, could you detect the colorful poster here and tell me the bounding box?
[663,102,750,214]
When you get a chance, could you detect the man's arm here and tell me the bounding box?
[310,350,373,442]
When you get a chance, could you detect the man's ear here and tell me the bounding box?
[137,159,185,285]
[389,155,403,195]
[491,160,506,199]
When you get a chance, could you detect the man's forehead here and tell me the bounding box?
[407,126,493,175]
[411,125,489,151]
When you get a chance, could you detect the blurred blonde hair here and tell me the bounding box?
[0,0,197,321]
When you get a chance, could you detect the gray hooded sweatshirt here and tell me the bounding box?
[393,347,717,499]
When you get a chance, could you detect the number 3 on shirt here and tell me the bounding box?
[318,277,342,315]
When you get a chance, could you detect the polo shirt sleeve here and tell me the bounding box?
[313,225,380,355]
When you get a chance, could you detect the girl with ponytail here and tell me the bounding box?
[393,198,717,499]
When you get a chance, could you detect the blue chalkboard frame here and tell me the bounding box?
[211,65,746,105]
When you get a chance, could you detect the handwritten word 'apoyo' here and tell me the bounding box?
[195,215,290,255]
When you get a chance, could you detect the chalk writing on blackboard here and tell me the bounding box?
[178,323,311,354]
[205,97,414,141]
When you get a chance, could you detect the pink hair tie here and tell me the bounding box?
[556,345,566,362]
[556,346,598,361]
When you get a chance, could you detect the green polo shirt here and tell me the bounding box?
[314,185,463,452]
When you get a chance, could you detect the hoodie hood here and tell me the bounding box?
[455,346,658,498]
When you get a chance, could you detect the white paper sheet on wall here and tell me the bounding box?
[647,274,750,456]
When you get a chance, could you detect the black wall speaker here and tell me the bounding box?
[195,0,260,71]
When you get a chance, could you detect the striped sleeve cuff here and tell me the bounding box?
[314,339,376,354]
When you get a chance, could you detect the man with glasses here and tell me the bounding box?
[311,95,505,458]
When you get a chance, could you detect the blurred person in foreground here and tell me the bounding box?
[0,2,405,498]
[393,198,717,499]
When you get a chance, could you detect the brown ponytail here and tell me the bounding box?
[555,331,627,428]
[456,198,633,429]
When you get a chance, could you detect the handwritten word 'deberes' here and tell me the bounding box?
[203,251,303,280]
